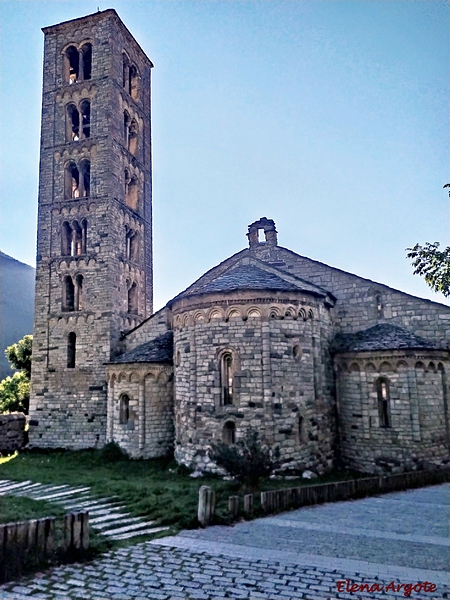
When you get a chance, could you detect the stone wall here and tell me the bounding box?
[123,307,170,351]
[172,290,336,474]
[336,351,450,473]
[0,413,26,454]
[106,364,174,458]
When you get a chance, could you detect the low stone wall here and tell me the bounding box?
[0,413,26,454]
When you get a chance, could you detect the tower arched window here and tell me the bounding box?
[74,274,83,310]
[220,352,234,406]
[80,43,92,81]
[128,119,138,155]
[62,222,72,256]
[222,421,236,445]
[126,228,138,261]
[65,162,80,199]
[62,220,87,256]
[377,378,390,428]
[123,111,130,147]
[62,275,75,311]
[67,332,76,368]
[127,282,138,314]
[122,53,129,89]
[129,65,139,100]
[66,104,80,141]
[65,46,79,84]
[80,100,90,138]
[79,159,90,197]
[125,174,139,210]
[119,394,130,424]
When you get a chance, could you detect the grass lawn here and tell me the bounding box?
[0,448,361,533]
[0,495,66,524]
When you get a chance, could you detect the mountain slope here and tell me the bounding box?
[0,252,35,379]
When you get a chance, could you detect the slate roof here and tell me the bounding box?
[110,331,173,364]
[170,263,328,303]
[332,324,443,353]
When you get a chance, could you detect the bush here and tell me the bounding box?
[209,427,280,490]
[98,441,129,462]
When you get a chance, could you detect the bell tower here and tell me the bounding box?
[29,10,153,448]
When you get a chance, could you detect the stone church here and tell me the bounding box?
[29,9,450,475]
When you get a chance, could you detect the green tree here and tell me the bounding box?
[0,335,33,413]
[406,242,450,298]
[0,372,30,413]
[5,335,33,378]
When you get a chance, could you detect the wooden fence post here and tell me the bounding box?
[81,512,89,550]
[228,496,239,519]
[198,486,215,527]
[243,494,253,514]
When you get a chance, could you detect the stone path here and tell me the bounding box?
[0,484,448,599]
[0,479,169,542]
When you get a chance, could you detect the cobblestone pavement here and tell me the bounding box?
[0,485,448,600]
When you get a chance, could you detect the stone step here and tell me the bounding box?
[101,520,158,537]
[3,482,46,495]
[62,498,121,510]
[110,526,170,541]
[86,506,127,517]
[52,493,92,505]
[17,484,69,497]
[89,512,135,525]
[92,516,144,530]
[0,480,33,493]
[32,487,91,501]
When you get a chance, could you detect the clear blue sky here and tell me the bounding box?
[0,0,448,310]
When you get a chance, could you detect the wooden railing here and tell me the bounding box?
[0,511,89,583]
[198,468,450,526]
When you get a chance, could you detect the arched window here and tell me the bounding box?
[123,111,130,147]
[222,421,236,445]
[220,352,234,406]
[128,119,138,155]
[80,43,92,81]
[126,229,138,261]
[66,104,80,141]
[80,100,90,138]
[127,282,138,314]
[129,65,139,100]
[72,221,83,256]
[74,274,83,310]
[375,294,383,318]
[122,53,129,89]
[119,394,130,424]
[62,276,75,311]
[65,46,79,84]
[62,222,72,255]
[62,220,87,256]
[67,332,76,368]
[293,345,302,360]
[125,174,139,210]
[377,378,390,428]
[79,159,90,197]
[65,162,80,199]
